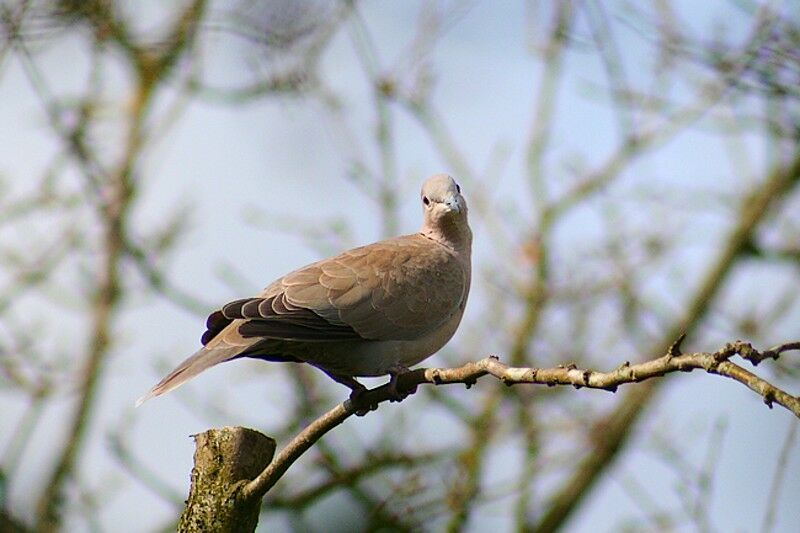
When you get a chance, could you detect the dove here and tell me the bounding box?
[137,174,471,406]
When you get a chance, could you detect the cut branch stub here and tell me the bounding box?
[179,427,276,533]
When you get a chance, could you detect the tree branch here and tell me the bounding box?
[531,149,800,533]
[235,338,800,508]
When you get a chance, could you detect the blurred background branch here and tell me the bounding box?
[0,1,798,532]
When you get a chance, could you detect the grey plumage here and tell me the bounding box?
[137,174,471,405]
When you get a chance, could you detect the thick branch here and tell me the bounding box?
[179,427,276,533]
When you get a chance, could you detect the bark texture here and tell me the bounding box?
[179,427,276,533]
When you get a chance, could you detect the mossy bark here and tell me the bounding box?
[179,427,276,533]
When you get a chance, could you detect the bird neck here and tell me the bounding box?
[421,217,472,254]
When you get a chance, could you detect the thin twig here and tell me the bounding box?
[760,421,798,533]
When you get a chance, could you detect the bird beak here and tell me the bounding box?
[444,196,461,213]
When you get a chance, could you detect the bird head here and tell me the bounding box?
[421,173,466,218]
[420,174,470,250]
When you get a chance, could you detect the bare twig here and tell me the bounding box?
[264,451,439,510]
[760,421,798,533]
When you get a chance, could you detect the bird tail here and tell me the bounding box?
[136,344,243,406]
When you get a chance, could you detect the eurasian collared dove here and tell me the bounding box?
[137,174,471,405]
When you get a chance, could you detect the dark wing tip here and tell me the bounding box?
[202,310,232,345]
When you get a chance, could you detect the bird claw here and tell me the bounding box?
[387,365,415,402]
[342,366,417,414]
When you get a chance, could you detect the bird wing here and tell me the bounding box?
[200,234,467,346]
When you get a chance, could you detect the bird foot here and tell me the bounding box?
[348,386,377,416]
[387,365,416,402]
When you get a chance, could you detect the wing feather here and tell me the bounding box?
[199,234,467,347]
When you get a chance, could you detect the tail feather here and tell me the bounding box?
[136,345,242,406]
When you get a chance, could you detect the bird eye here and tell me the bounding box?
[423,196,430,206]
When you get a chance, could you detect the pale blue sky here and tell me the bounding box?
[1,1,798,531]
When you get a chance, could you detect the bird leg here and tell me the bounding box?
[322,370,366,398]
[321,370,377,415]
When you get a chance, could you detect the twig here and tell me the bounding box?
[760,421,798,533]
[264,452,438,510]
